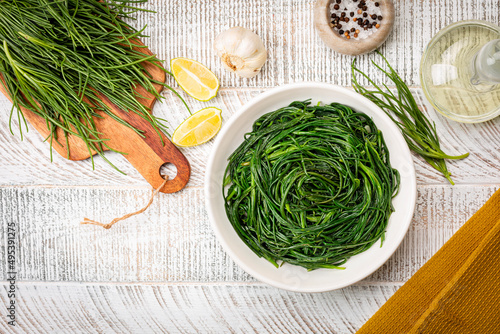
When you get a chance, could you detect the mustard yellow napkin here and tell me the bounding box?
[357,188,500,334]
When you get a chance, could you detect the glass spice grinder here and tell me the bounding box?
[420,20,500,123]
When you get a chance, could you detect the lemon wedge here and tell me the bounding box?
[172,107,222,147]
[170,57,219,101]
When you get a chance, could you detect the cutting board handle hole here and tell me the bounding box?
[160,162,177,181]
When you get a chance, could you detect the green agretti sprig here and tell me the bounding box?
[352,51,469,185]
[223,101,400,270]
[0,0,188,171]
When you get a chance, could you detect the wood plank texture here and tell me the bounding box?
[138,0,500,88]
[1,0,500,333]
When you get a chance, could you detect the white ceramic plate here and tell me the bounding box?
[205,83,416,292]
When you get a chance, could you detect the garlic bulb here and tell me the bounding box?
[214,27,267,78]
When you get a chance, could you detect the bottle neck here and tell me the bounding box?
[471,39,500,85]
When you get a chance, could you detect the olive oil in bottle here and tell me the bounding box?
[420,21,500,123]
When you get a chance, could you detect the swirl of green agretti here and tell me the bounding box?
[223,100,400,270]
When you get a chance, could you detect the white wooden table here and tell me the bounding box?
[1,1,500,333]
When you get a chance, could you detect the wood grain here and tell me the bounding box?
[89,93,191,193]
[0,40,164,161]
[0,185,497,283]
[0,282,400,334]
[1,88,499,187]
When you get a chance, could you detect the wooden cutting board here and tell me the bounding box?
[0,41,190,193]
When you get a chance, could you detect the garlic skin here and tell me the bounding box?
[214,27,267,78]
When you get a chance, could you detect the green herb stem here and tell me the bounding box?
[223,101,400,270]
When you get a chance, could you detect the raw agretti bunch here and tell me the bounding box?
[0,0,187,170]
[224,101,400,270]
